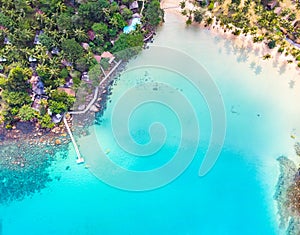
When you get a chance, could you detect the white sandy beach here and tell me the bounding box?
[161,0,300,73]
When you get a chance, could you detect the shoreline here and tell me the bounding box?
[161,0,300,74]
[274,155,300,234]
[0,59,127,205]
[0,59,126,145]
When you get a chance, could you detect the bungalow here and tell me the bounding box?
[274,7,282,15]
[64,77,73,88]
[101,51,115,64]
[28,56,37,62]
[261,0,278,10]
[81,72,89,80]
[32,80,45,96]
[30,75,45,97]
[197,0,209,5]
[93,55,101,63]
[52,113,63,124]
[132,13,141,18]
[4,37,10,45]
[81,42,89,51]
[87,30,95,41]
[34,30,43,45]
[61,59,72,67]
[129,1,139,11]
[51,47,60,55]
[57,87,76,97]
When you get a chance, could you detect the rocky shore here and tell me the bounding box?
[0,136,69,204]
[274,144,300,234]
[0,60,127,205]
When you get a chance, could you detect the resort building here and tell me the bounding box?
[261,0,278,10]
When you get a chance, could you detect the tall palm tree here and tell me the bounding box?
[84,51,96,66]
[74,28,88,42]
[44,17,56,31]
[263,54,271,60]
[48,67,60,79]
[102,8,111,22]
[56,2,67,13]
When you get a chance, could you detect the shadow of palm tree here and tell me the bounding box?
[289,80,295,89]
[272,59,278,68]
[254,47,260,56]
[250,61,257,69]
[214,36,221,44]
[278,64,287,75]
[254,65,262,75]
[224,40,232,55]
[232,45,239,55]
[237,47,249,63]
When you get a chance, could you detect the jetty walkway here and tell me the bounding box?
[63,116,85,164]
[69,60,122,115]
[65,60,122,163]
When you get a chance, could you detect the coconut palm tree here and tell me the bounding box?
[48,67,60,79]
[84,51,96,67]
[180,1,186,9]
[102,8,111,22]
[56,2,67,13]
[263,54,271,60]
[35,11,47,28]
[44,17,56,31]
[74,28,88,42]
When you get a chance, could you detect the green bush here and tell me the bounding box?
[60,68,69,79]
[73,77,81,89]
[5,124,12,129]
[233,29,241,36]
[208,1,214,11]
[267,40,276,49]
[75,57,89,72]
[278,47,284,53]
[39,114,55,129]
[100,58,110,71]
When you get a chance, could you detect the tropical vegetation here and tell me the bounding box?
[180,0,300,64]
[0,0,164,129]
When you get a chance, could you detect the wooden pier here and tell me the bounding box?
[63,116,84,164]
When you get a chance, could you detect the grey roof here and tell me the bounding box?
[52,113,63,123]
[129,1,139,9]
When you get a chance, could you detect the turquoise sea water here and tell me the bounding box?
[1,12,300,235]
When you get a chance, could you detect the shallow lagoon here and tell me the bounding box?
[1,12,300,235]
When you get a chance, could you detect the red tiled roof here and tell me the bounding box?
[94,55,101,63]
[101,51,114,59]
[57,87,76,97]
[87,30,95,40]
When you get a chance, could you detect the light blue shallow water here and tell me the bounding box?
[1,12,300,235]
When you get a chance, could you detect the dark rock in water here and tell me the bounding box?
[294,142,300,156]
[275,156,300,233]
[287,217,300,235]
[16,121,35,134]
[66,166,70,170]
[0,140,69,205]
